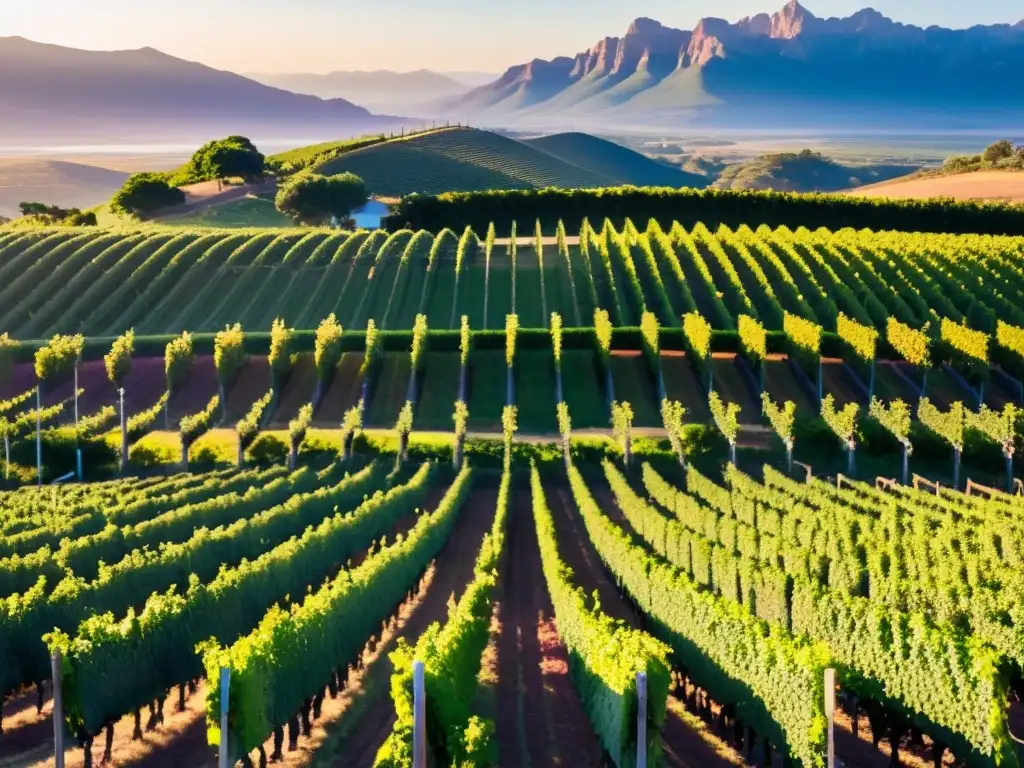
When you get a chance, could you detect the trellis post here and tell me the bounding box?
[413,660,426,768]
[636,671,648,767]
[218,667,231,768]
[825,668,836,768]
[52,651,65,768]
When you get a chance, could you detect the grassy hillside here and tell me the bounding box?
[0,159,129,219]
[523,132,706,188]
[314,127,609,196]
[159,195,294,228]
[712,150,912,193]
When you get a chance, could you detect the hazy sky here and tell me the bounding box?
[3,0,1021,73]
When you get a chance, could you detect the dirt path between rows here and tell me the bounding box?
[320,479,499,768]
[546,478,745,768]
[494,479,604,768]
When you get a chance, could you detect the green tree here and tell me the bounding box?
[179,136,265,185]
[983,140,1014,164]
[110,173,185,218]
[275,172,368,226]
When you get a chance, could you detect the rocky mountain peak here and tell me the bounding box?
[771,0,817,38]
[737,13,772,36]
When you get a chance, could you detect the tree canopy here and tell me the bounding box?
[109,173,186,219]
[16,202,96,226]
[983,140,1015,164]
[274,171,368,225]
[177,136,265,185]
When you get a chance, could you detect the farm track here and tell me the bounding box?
[548,475,745,768]
[320,479,499,767]
[493,480,604,768]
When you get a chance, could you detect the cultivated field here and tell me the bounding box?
[850,169,1024,203]
[2,198,1024,768]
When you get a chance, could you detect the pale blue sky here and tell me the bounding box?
[3,0,1021,73]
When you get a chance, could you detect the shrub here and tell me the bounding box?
[104,330,134,389]
[110,173,185,218]
[275,171,368,225]
[34,334,84,385]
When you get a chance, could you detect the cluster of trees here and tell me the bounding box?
[15,202,96,227]
[943,139,1024,173]
[109,135,265,220]
[274,171,368,226]
[172,136,266,186]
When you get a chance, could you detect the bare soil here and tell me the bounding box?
[269,353,317,428]
[850,170,1024,203]
[166,356,219,425]
[0,363,36,404]
[222,356,271,426]
[710,354,760,425]
[494,481,604,768]
[314,353,364,428]
[822,359,868,407]
[551,478,752,768]
[317,479,499,767]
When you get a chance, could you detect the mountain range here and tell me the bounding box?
[435,1,1024,128]
[0,36,407,144]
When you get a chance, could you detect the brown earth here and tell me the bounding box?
[0,363,36,404]
[822,359,868,407]
[764,355,816,416]
[318,479,499,767]
[547,477,749,768]
[222,356,271,426]
[849,170,1024,203]
[166,356,219,426]
[874,361,921,403]
[314,352,365,428]
[710,354,760,425]
[494,480,604,768]
[269,353,317,428]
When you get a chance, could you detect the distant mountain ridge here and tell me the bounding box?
[438,1,1024,128]
[0,159,129,218]
[0,36,406,143]
[246,69,472,109]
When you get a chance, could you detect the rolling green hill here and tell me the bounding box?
[314,127,613,196]
[523,132,706,188]
[712,150,913,193]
